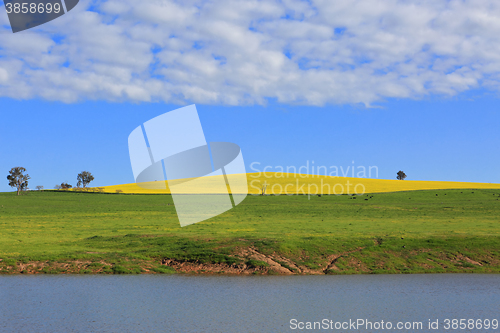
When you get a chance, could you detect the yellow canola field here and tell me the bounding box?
[92,173,500,195]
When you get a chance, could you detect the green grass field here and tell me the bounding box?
[1,189,500,274]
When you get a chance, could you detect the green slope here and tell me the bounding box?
[0,189,499,274]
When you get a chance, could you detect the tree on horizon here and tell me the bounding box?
[77,171,94,188]
[397,171,407,180]
[60,182,72,189]
[7,167,30,195]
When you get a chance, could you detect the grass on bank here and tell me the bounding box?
[0,188,500,274]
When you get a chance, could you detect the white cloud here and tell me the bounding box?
[0,67,8,83]
[1,0,500,105]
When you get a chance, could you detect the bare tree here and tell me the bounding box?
[7,167,30,195]
[35,185,44,191]
[54,184,62,190]
[261,182,268,195]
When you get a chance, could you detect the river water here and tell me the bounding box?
[0,274,499,332]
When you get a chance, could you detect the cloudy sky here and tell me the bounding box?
[3,0,500,105]
[0,0,499,190]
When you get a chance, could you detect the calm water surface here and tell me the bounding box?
[0,274,499,332]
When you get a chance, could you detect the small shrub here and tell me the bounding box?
[112,265,129,274]
[41,267,59,274]
[3,259,17,266]
[152,266,176,274]
[88,262,104,268]
[460,262,475,268]
[245,259,269,268]
[304,262,320,270]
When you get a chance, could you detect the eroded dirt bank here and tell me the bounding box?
[1,243,498,275]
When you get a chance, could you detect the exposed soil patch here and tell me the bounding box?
[159,246,372,275]
[456,254,482,266]
[161,258,263,275]
[161,247,297,275]
[4,260,114,274]
[323,247,366,273]
[2,245,500,275]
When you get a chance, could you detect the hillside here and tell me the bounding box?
[94,172,500,195]
[1,189,500,274]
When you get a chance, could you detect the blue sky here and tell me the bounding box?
[1,0,500,191]
[1,93,499,192]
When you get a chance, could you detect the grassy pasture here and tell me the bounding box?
[1,187,500,274]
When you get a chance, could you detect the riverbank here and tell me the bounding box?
[1,189,499,274]
[1,236,499,275]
